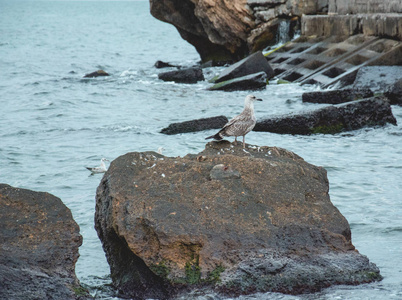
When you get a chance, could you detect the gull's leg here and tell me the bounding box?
[243,136,246,148]
[234,137,237,145]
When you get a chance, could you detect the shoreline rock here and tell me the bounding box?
[254,96,397,134]
[208,71,268,91]
[384,78,402,106]
[0,184,89,300]
[302,88,373,104]
[160,115,228,135]
[158,67,205,84]
[212,51,274,84]
[95,142,382,299]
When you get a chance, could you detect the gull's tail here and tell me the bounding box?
[205,132,223,140]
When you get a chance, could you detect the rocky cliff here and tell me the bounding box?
[150,0,402,63]
[150,0,328,62]
[95,142,381,299]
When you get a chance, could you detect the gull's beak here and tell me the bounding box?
[256,98,263,101]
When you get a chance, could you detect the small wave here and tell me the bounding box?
[120,69,137,77]
[382,226,402,234]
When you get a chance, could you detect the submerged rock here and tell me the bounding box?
[158,67,205,84]
[0,184,89,300]
[302,88,373,104]
[208,71,268,91]
[160,115,228,135]
[83,69,110,78]
[212,51,274,83]
[254,97,397,134]
[95,142,382,299]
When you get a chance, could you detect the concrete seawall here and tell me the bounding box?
[266,0,402,87]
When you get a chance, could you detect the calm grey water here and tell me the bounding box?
[1,1,401,299]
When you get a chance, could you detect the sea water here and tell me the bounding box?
[1,1,401,299]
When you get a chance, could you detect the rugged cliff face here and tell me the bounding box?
[150,0,328,62]
[95,142,381,299]
[150,0,254,62]
[150,0,402,63]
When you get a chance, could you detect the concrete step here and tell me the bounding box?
[266,34,402,88]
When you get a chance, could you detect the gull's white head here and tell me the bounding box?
[245,94,263,106]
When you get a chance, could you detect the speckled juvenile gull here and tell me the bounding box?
[206,94,262,148]
[86,158,109,174]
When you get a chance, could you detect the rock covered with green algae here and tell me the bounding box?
[94,141,382,299]
[254,96,397,135]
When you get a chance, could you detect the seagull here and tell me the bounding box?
[86,158,109,174]
[206,95,262,148]
[157,147,165,154]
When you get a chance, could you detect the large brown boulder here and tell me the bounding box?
[0,184,89,300]
[150,0,254,62]
[149,0,328,62]
[95,143,381,299]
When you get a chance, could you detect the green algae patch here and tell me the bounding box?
[206,265,225,283]
[264,42,290,57]
[150,261,170,279]
[312,123,345,134]
[185,255,201,284]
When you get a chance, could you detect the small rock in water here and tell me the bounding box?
[158,67,205,84]
[154,60,178,69]
[83,69,110,78]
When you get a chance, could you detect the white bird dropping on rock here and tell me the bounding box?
[206,94,262,148]
[86,158,109,174]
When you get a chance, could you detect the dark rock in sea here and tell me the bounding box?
[95,143,382,299]
[158,67,205,84]
[0,184,89,300]
[302,88,374,104]
[352,66,402,93]
[208,71,267,91]
[213,51,274,83]
[254,96,397,135]
[154,60,179,69]
[83,69,110,78]
[384,78,402,106]
[161,115,228,135]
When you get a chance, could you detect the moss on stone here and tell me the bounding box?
[185,255,201,284]
[150,261,170,279]
[71,285,89,297]
[206,265,225,283]
[312,123,344,134]
[208,75,219,83]
[264,42,290,57]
